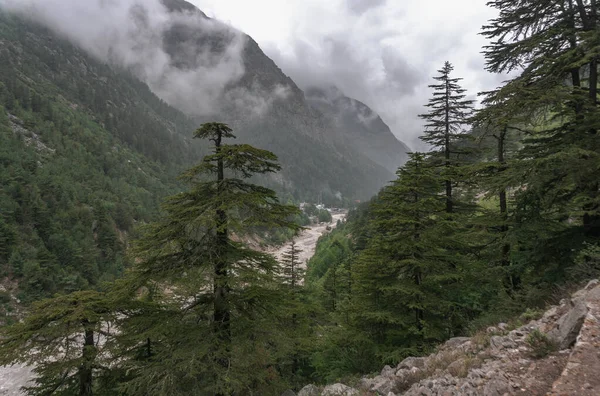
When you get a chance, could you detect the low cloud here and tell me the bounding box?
[195,0,502,151]
[0,0,287,117]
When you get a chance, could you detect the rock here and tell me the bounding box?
[584,279,599,290]
[356,377,374,391]
[490,335,517,350]
[281,390,296,396]
[548,300,588,349]
[498,322,509,331]
[297,384,320,396]
[321,383,359,396]
[441,337,471,350]
[486,326,498,334]
[483,378,511,396]
[381,364,395,377]
[372,375,395,395]
[397,356,426,370]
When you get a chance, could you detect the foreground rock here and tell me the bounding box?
[303,280,600,395]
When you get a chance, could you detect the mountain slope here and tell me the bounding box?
[0,11,204,301]
[305,86,410,173]
[158,0,402,201]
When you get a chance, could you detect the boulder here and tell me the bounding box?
[548,300,588,349]
[297,384,320,396]
[321,383,359,396]
[441,337,471,350]
[397,356,426,370]
[483,378,511,396]
[381,364,395,377]
[371,375,395,395]
[490,335,517,351]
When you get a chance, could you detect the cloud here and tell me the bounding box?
[193,0,503,151]
[346,0,386,14]
[0,0,287,117]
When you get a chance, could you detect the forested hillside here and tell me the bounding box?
[0,12,206,301]
[1,0,600,395]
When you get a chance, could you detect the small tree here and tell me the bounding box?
[419,61,475,214]
[280,239,304,291]
[0,291,117,396]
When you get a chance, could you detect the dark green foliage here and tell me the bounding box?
[0,12,203,300]
[0,290,120,395]
[526,329,557,359]
[117,124,301,395]
[419,61,475,214]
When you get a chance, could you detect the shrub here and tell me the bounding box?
[526,329,557,359]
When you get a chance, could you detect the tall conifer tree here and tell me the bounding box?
[419,62,475,214]
[118,123,300,396]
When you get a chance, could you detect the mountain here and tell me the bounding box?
[305,86,411,173]
[156,0,409,202]
[0,0,408,300]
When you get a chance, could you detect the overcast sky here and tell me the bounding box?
[192,0,504,150]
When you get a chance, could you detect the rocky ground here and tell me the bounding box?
[292,279,600,396]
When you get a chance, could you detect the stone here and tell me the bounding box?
[381,364,395,377]
[584,279,599,290]
[356,377,374,391]
[397,356,427,370]
[442,337,471,350]
[372,375,395,395]
[297,384,320,396]
[483,379,511,396]
[321,383,359,396]
[490,335,517,350]
[281,390,296,396]
[548,300,588,349]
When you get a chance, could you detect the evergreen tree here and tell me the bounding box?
[280,239,304,291]
[419,61,475,213]
[481,0,600,281]
[118,123,301,395]
[0,291,118,396]
[351,154,473,360]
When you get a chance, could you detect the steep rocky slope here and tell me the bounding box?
[305,86,410,174]
[294,280,600,395]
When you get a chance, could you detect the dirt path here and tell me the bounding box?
[270,211,347,269]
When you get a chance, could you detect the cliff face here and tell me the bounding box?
[296,280,600,396]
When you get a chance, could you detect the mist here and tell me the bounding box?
[0,0,286,117]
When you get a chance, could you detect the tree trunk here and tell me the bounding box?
[213,132,231,395]
[79,325,95,396]
[445,78,453,214]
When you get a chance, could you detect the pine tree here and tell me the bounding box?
[118,123,301,395]
[419,61,475,214]
[0,291,118,396]
[280,239,304,291]
[482,0,600,237]
[351,154,473,360]
[480,0,600,283]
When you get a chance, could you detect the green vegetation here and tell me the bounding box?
[2,0,600,394]
[526,329,558,359]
